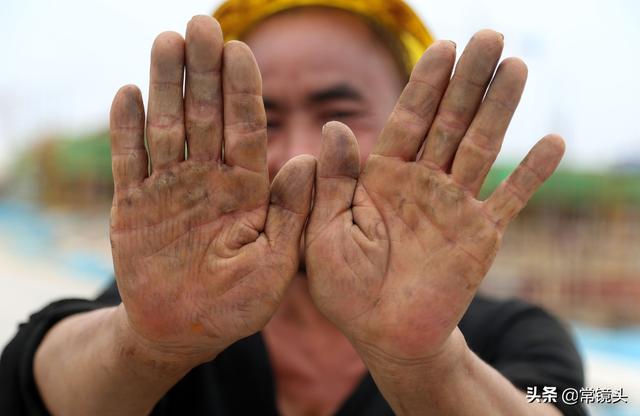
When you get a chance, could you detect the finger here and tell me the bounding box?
[484,135,565,230]
[109,85,148,191]
[307,121,360,239]
[372,40,455,161]
[185,15,224,162]
[451,58,528,195]
[420,30,504,170]
[147,31,186,171]
[265,155,316,256]
[222,41,267,174]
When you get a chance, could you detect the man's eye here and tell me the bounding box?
[329,111,357,118]
[323,111,359,122]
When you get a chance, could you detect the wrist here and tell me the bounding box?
[110,304,213,380]
[355,329,472,416]
[356,328,469,377]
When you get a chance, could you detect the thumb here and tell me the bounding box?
[265,154,316,258]
[306,121,360,245]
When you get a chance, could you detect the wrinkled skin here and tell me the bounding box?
[109,17,315,363]
[109,14,564,370]
[305,37,564,364]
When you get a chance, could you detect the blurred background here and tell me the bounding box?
[0,0,638,414]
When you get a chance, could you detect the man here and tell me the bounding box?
[0,1,585,415]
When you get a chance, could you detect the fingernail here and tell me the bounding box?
[448,40,457,48]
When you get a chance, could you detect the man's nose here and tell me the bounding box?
[268,119,322,177]
[287,113,323,156]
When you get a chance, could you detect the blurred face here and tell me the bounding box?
[243,7,405,178]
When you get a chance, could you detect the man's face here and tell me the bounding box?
[243,7,405,178]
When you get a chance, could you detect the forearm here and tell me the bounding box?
[34,305,199,416]
[359,330,561,416]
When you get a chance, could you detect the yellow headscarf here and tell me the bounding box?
[213,0,434,75]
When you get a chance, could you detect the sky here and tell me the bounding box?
[1,0,639,175]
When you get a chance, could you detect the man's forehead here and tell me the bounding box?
[244,7,404,97]
[245,9,379,67]
[243,6,377,44]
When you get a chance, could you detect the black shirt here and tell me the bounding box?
[0,282,587,415]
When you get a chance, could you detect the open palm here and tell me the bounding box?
[305,31,564,363]
[109,16,314,363]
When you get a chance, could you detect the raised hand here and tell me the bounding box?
[305,31,564,365]
[109,16,314,365]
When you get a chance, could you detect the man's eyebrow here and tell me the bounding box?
[307,84,363,104]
